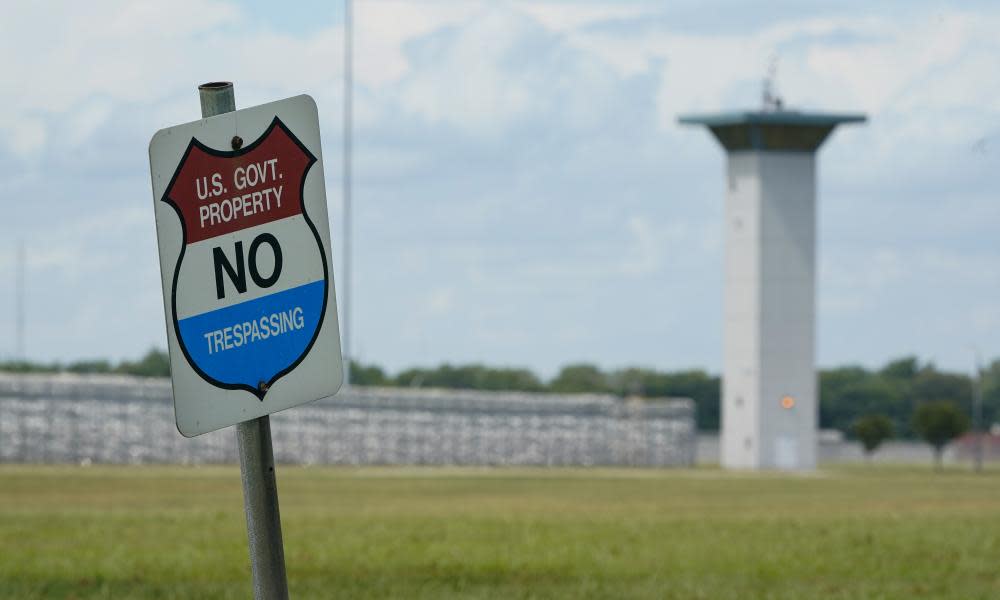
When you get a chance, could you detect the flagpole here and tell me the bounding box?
[342,0,354,385]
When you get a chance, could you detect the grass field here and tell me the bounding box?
[1,465,999,599]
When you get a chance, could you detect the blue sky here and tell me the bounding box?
[1,1,998,377]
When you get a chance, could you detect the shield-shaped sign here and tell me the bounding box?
[150,95,342,436]
[163,117,327,397]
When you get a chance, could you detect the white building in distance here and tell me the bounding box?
[679,110,865,470]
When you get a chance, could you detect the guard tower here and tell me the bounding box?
[679,108,865,470]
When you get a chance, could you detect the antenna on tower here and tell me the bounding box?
[762,54,783,111]
[15,240,25,361]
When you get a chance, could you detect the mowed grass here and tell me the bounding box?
[1,465,999,599]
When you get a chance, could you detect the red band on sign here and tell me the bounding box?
[163,118,316,244]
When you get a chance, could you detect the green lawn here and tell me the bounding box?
[1,464,999,599]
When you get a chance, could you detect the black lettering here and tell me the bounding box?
[213,242,246,299]
[248,233,282,289]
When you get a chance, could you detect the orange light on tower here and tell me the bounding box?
[780,395,796,410]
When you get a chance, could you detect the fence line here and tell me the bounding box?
[0,373,696,467]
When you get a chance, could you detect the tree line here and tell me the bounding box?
[2,351,996,439]
[0,349,171,379]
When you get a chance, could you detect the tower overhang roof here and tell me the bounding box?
[678,110,866,152]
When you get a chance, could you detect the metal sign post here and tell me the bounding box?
[199,81,289,600]
[236,414,288,599]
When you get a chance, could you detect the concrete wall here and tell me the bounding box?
[698,433,964,466]
[0,373,696,467]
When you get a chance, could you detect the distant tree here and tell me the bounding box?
[820,359,975,441]
[392,364,543,392]
[116,348,170,378]
[0,360,60,374]
[549,364,607,394]
[607,368,653,397]
[820,366,904,434]
[912,368,973,414]
[912,401,969,470]
[851,414,894,462]
[879,356,921,380]
[476,367,544,392]
[66,359,113,374]
[350,360,389,386]
[395,367,428,388]
[666,371,720,431]
[608,368,720,430]
[820,366,871,429]
[420,364,475,389]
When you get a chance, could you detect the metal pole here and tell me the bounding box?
[15,240,24,361]
[342,0,353,386]
[198,81,289,600]
[235,416,288,599]
[973,351,984,473]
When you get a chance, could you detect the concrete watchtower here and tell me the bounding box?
[679,108,865,470]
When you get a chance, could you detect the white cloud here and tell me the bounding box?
[7,118,46,159]
[553,9,1000,140]
[425,287,456,315]
[0,0,242,113]
[391,7,553,135]
[971,305,1000,335]
[355,1,482,87]
[620,216,661,275]
[514,2,653,32]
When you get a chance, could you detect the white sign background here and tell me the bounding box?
[149,95,343,437]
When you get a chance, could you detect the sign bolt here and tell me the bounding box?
[232,135,244,150]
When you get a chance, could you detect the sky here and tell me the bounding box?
[1,0,998,378]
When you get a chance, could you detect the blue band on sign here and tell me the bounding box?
[177,280,326,387]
